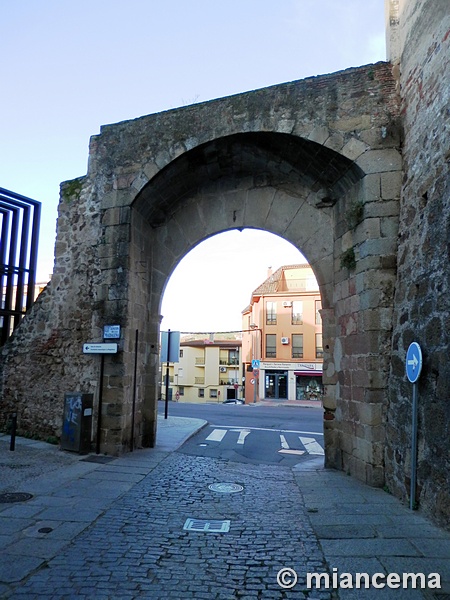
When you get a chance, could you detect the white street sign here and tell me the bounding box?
[83,343,118,354]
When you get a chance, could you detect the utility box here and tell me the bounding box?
[61,393,93,453]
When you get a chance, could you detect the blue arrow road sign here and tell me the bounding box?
[406,342,422,383]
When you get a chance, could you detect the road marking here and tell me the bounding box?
[206,429,227,442]
[299,436,324,455]
[203,427,324,455]
[212,425,324,436]
[237,430,251,445]
[280,434,289,449]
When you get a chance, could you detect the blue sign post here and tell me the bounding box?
[406,342,422,383]
[406,342,422,510]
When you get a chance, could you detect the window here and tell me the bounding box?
[266,301,277,325]
[198,388,205,398]
[266,334,276,358]
[228,349,239,365]
[210,389,218,398]
[178,386,184,396]
[292,301,303,324]
[315,300,322,325]
[179,349,184,358]
[292,334,303,358]
[316,334,323,358]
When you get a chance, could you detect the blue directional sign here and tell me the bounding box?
[406,342,422,383]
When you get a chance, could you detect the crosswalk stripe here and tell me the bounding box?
[204,428,324,456]
[206,429,227,442]
[279,434,289,449]
[299,436,324,455]
[237,430,251,445]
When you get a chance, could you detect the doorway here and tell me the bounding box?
[265,371,288,399]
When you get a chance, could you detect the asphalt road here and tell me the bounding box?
[159,401,324,467]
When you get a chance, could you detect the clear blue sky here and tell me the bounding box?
[0,0,386,331]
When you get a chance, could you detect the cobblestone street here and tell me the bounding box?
[6,452,332,600]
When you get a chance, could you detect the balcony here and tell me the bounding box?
[195,357,205,365]
[195,377,205,384]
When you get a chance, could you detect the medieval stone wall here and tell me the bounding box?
[1,62,401,468]
[0,177,104,438]
[386,0,450,526]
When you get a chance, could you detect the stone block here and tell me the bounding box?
[381,170,402,199]
[359,237,398,259]
[364,199,400,218]
[324,132,344,152]
[308,125,330,145]
[356,149,402,174]
[359,403,384,426]
[330,114,371,133]
[365,463,385,487]
[341,137,369,161]
[354,217,381,243]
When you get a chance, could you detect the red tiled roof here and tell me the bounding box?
[251,264,311,297]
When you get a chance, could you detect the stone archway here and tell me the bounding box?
[124,127,398,487]
[0,62,402,487]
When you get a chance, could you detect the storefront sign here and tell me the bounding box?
[259,362,321,371]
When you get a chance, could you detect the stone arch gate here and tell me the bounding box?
[0,62,402,487]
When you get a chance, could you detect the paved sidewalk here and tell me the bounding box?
[0,417,449,599]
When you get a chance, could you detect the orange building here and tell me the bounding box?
[241,264,323,403]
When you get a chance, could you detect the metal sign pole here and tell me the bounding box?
[405,342,422,511]
[130,329,138,452]
[164,329,171,419]
[410,382,418,510]
[96,355,105,455]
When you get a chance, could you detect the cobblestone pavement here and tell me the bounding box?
[5,452,333,600]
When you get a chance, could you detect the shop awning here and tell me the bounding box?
[294,371,323,376]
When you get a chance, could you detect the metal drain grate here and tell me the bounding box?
[0,492,33,503]
[183,518,230,533]
[208,483,243,494]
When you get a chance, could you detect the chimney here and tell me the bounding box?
[267,266,273,278]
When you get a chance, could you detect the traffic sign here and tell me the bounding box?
[83,343,118,354]
[251,359,260,369]
[406,342,422,383]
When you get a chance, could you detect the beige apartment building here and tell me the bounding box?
[161,339,242,403]
[242,264,323,404]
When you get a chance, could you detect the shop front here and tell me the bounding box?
[259,362,322,401]
[265,370,288,399]
[295,370,324,401]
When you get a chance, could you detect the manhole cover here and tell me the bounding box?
[208,483,243,494]
[0,492,33,503]
[183,518,230,533]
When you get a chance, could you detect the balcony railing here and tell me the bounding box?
[195,377,205,384]
[195,357,205,365]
